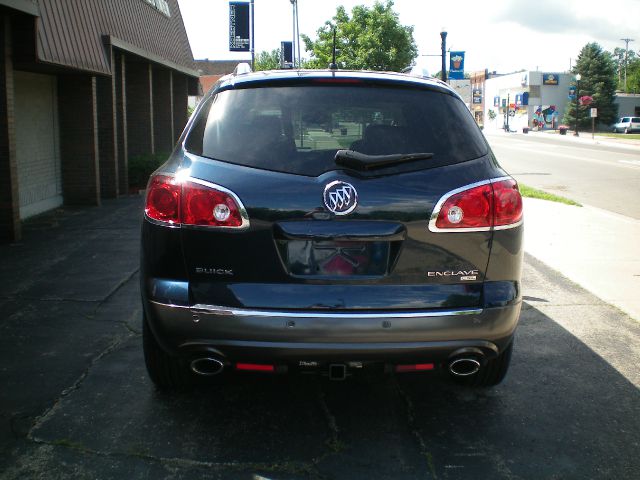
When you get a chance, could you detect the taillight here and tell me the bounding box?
[145,175,181,225]
[492,178,523,228]
[144,174,248,229]
[182,180,244,227]
[429,177,522,232]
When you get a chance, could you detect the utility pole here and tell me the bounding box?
[290,0,301,67]
[295,0,301,67]
[620,38,635,91]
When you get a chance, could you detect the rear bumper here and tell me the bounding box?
[144,299,521,362]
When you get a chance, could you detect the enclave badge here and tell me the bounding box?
[323,181,358,215]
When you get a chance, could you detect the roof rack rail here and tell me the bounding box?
[233,62,252,76]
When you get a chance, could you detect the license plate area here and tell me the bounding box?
[281,240,391,277]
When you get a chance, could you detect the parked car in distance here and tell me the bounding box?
[612,116,640,133]
[140,66,524,389]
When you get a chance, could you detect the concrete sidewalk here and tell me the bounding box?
[522,197,640,321]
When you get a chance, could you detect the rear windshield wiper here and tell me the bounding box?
[334,149,434,171]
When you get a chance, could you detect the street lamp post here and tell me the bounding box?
[250,0,255,70]
[574,73,581,136]
[440,30,447,82]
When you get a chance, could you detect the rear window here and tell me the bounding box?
[185,84,487,176]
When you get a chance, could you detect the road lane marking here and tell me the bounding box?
[491,143,640,170]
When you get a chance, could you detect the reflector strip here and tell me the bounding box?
[235,363,275,372]
[395,363,435,373]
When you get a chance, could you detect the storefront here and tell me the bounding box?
[483,71,573,132]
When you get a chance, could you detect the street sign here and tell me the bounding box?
[590,108,598,118]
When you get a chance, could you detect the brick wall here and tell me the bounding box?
[172,73,188,143]
[152,66,174,154]
[97,49,119,198]
[126,59,154,157]
[58,75,100,205]
[0,16,20,242]
[115,52,128,193]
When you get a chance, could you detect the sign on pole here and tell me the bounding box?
[449,51,465,80]
[229,2,250,52]
[590,108,598,118]
[280,41,293,68]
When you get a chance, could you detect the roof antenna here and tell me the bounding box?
[329,27,338,70]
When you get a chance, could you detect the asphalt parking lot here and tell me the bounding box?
[1,196,639,479]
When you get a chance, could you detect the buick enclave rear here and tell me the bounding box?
[140,69,523,388]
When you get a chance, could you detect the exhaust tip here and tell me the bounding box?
[190,357,224,376]
[449,357,481,377]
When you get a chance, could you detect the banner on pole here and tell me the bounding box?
[449,51,465,80]
[229,2,250,52]
[280,41,293,68]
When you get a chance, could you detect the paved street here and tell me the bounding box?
[1,196,639,479]
[487,132,640,219]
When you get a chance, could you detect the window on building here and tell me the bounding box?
[143,0,171,17]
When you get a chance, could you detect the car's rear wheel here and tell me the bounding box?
[452,341,513,387]
[143,313,196,389]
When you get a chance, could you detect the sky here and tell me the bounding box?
[177,0,640,75]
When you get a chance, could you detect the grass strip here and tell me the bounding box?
[593,132,640,139]
[519,184,582,206]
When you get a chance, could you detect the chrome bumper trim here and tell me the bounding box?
[150,301,483,319]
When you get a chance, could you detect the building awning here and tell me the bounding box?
[105,36,199,79]
[0,0,39,16]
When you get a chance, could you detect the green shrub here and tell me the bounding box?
[128,152,170,189]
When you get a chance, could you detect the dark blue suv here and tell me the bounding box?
[141,68,523,388]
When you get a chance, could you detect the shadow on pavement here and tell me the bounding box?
[6,303,637,480]
[1,197,638,479]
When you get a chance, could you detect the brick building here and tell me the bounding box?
[190,59,244,107]
[0,0,199,243]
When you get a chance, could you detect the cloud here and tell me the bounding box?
[492,0,638,44]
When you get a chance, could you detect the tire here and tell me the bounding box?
[624,128,629,134]
[452,341,513,387]
[143,313,196,389]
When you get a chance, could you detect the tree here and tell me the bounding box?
[301,1,417,71]
[612,47,638,91]
[254,49,281,71]
[563,43,618,129]
[624,56,640,93]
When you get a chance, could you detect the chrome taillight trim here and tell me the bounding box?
[187,303,483,319]
[143,172,250,230]
[183,176,251,231]
[428,176,522,233]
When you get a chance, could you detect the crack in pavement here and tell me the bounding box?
[8,439,323,479]
[393,377,438,479]
[27,330,135,440]
[316,384,344,456]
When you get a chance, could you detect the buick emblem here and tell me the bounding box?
[323,181,358,215]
